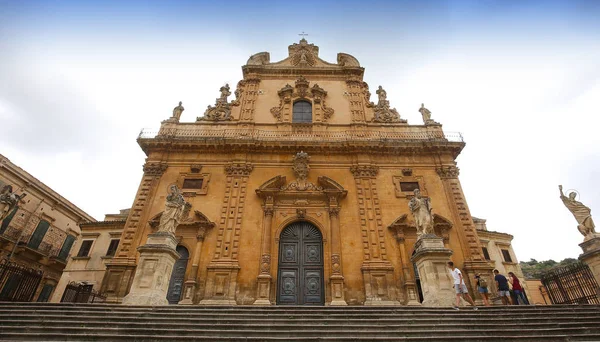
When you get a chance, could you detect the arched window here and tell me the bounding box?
[293,100,312,123]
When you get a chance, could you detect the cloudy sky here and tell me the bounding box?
[1,0,598,261]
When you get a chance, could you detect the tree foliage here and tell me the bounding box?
[520,258,579,279]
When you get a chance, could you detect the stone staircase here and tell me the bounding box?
[0,303,599,341]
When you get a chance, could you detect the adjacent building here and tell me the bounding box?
[51,209,128,302]
[0,154,95,302]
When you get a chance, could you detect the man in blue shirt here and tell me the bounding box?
[494,269,513,305]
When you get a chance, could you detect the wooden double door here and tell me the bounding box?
[277,222,324,305]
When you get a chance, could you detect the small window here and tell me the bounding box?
[37,284,54,302]
[58,235,76,260]
[292,100,312,123]
[400,182,420,192]
[106,239,120,257]
[77,240,94,257]
[501,249,513,263]
[27,220,50,250]
[482,247,490,260]
[182,178,203,189]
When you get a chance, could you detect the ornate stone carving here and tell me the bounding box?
[419,103,439,125]
[157,185,188,235]
[171,101,184,121]
[402,168,413,176]
[270,77,334,123]
[296,208,306,219]
[0,185,26,222]
[143,162,168,176]
[337,53,360,67]
[289,39,318,67]
[197,83,240,122]
[264,207,274,217]
[224,162,254,176]
[246,52,270,65]
[408,189,434,237]
[559,185,597,239]
[329,207,340,218]
[331,254,341,274]
[260,254,271,273]
[436,166,460,179]
[350,165,379,178]
[190,164,202,173]
[281,152,323,191]
[371,86,407,123]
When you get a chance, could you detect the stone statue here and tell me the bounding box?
[157,185,187,235]
[219,84,231,103]
[0,185,25,222]
[419,103,439,125]
[409,189,434,237]
[559,185,596,239]
[376,86,387,104]
[172,101,184,121]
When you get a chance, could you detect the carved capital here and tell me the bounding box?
[331,254,341,274]
[329,207,340,218]
[436,166,460,179]
[225,162,254,176]
[260,254,271,273]
[350,165,379,178]
[143,162,168,176]
[264,207,274,217]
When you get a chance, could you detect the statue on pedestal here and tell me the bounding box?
[171,101,185,121]
[157,185,187,235]
[409,189,434,237]
[419,103,439,125]
[559,185,596,239]
[0,185,26,222]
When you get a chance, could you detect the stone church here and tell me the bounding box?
[101,39,496,306]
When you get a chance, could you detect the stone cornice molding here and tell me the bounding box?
[143,162,168,176]
[350,164,379,178]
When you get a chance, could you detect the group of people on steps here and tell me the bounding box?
[447,261,529,310]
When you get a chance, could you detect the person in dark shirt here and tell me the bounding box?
[494,269,513,305]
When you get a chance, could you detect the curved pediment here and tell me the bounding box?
[318,176,347,197]
[149,209,215,229]
[256,175,287,192]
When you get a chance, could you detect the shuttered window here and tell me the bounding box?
[27,220,50,250]
[106,239,120,257]
[58,235,76,260]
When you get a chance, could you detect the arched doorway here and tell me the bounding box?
[166,245,189,304]
[277,221,324,305]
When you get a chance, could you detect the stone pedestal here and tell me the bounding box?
[122,232,180,305]
[253,273,272,305]
[579,235,600,295]
[411,235,454,307]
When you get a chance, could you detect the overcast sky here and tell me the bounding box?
[1,0,598,261]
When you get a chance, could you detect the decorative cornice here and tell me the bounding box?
[350,165,379,178]
[225,162,254,176]
[143,162,168,176]
[436,166,460,179]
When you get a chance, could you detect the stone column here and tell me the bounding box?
[179,227,208,305]
[411,236,455,307]
[254,207,274,305]
[122,232,180,305]
[329,206,347,305]
[579,236,600,295]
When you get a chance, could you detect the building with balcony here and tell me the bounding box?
[101,39,507,305]
[0,154,95,302]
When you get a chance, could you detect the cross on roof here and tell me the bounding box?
[298,31,308,39]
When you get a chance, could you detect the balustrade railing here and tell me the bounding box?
[138,127,463,144]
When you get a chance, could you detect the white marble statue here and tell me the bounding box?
[157,185,187,235]
[559,185,596,239]
[409,189,434,237]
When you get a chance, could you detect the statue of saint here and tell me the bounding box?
[172,101,184,121]
[419,103,432,122]
[409,189,434,237]
[157,185,187,235]
[0,185,26,222]
[376,86,387,104]
[219,84,231,103]
[559,185,596,239]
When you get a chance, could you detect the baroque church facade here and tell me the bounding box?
[101,39,494,305]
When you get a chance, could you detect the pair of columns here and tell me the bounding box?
[254,206,346,305]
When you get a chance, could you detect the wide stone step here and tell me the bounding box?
[2,326,599,338]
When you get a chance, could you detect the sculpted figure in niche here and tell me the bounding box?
[409,189,434,237]
[157,185,188,235]
[559,185,596,239]
[0,185,26,221]
[172,101,184,121]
